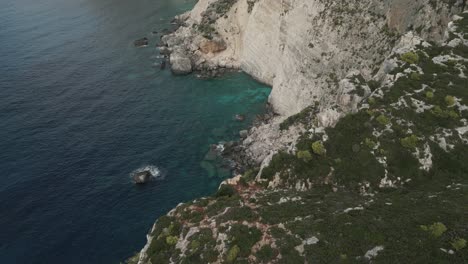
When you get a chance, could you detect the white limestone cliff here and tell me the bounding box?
[164,0,463,116]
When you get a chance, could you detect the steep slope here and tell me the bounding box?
[129,11,468,264]
[162,0,463,116]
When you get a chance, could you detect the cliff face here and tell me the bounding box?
[164,0,463,117]
[129,11,468,264]
[128,1,468,263]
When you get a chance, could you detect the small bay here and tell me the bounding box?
[0,0,270,263]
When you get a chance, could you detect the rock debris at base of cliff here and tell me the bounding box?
[128,2,468,264]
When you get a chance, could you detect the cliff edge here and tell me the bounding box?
[128,2,468,264]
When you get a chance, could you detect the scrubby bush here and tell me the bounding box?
[166,236,178,246]
[297,150,313,161]
[367,80,380,91]
[215,184,236,197]
[401,52,419,64]
[366,109,376,116]
[451,238,467,251]
[445,95,456,106]
[376,114,390,126]
[368,97,376,105]
[256,245,276,262]
[420,222,447,237]
[364,138,377,149]
[226,245,240,263]
[410,72,421,80]
[311,141,326,156]
[448,110,459,119]
[279,106,314,130]
[190,240,200,251]
[197,24,216,39]
[432,105,459,119]
[400,135,419,149]
[425,91,434,99]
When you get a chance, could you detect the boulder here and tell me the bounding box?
[134,37,148,47]
[239,130,249,138]
[159,46,171,55]
[199,39,227,54]
[170,50,192,75]
[133,171,151,184]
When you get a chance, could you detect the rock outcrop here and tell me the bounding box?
[170,50,193,75]
[134,37,149,47]
[133,171,151,184]
[160,0,464,116]
[129,11,468,264]
[154,0,464,171]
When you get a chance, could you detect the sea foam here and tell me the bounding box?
[130,165,164,181]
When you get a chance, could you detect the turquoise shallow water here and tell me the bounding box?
[0,0,270,263]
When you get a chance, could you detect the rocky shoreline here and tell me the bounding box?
[156,13,240,76]
[128,1,467,263]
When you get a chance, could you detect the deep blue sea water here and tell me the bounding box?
[0,0,270,263]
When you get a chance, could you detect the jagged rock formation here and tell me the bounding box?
[162,0,463,116]
[128,9,468,264]
[158,0,464,168]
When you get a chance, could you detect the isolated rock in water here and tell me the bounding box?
[170,50,192,75]
[235,114,245,121]
[134,37,148,47]
[160,59,166,70]
[133,171,151,184]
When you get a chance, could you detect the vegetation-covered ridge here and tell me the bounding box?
[129,12,468,264]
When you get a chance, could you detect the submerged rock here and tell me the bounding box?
[160,59,167,70]
[134,37,149,47]
[133,171,151,184]
[235,114,245,121]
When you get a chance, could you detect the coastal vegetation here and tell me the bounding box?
[129,11,468,264]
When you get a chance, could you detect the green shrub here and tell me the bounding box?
[279,106,314,130]
[190,240,200,251]
[367,80,380,91]
[215,184,236,197]
[400,135,419,149]
[376,114,390,126]
[242,168,258,181]
[425,91,434,99]
[451,238,467,251]
[256,245,276,262]
[366,109,376,116]
[448,110,459,119]
[420,222,447,237]
[226,245,240,263]
[401,52,419,64]
[432,105,459,119]
[297,150,313,161]
[445,95,456,106]
[364,138,377,149]
[311,141,326,156]
[166,236,178,246]
[410,72,421,80]
[368,97,376,105]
